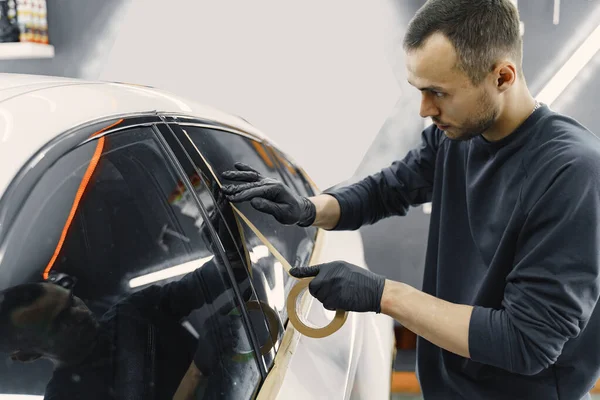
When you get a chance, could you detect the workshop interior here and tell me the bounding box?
[0,0,599,399]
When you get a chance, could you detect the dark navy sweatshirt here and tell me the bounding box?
[326,104,600,399]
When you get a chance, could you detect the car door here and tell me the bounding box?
[0,116,265,399]
[159,116,366,399]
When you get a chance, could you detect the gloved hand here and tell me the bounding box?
[193,311,236,377]
[221,162,316,227]
[290,261,386,313]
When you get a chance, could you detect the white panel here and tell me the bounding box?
[0,43,54,60]
[271,229,394,399]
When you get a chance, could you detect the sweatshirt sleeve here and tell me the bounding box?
[468,156,600,375]
[324,126,444,231]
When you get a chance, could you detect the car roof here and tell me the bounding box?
[0,73,269,197]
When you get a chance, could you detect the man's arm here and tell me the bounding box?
[380,280,473,358]
[222,126,444,231]
[463,157,600,375]
[321,126,443,231]
[308,194,341,230]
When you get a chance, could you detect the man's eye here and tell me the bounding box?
[433,91,445,98]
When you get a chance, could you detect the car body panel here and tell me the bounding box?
[267,229,394,400]
[0,73,394,400]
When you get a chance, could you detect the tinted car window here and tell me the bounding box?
[269,146,313,197]
[180,126,315,326]
[268,146,318,238]
[0,126,261,399]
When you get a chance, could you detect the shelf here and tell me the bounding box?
[0,42,54,60]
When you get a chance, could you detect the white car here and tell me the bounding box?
[0,73,395,400]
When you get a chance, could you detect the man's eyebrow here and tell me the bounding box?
[407,79,446,92]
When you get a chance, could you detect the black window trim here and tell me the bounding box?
[152,122,269,378]
[174,121,262,143]
[161,113,262,142]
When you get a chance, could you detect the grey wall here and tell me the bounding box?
[0,0,132,78]
[351,1,428,290]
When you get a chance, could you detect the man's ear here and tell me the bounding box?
[10,350,42,363]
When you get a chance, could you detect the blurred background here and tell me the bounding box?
[2,0,600,398]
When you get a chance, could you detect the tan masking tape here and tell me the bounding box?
[183,132,347,338]
[286,277,348,338]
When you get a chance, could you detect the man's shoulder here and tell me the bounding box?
[524,111,600,174]
[520,111,600,209]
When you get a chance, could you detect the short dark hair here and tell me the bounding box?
[0,283,45,350]
[403,0,523,85]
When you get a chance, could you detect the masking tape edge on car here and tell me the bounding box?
[231,208,348,338]
[190,144,348,338]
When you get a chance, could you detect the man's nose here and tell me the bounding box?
[419,92,439,119]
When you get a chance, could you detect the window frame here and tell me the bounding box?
[152,122,270,377]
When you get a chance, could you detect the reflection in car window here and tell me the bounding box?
[181,126,315,327]
[0,126,260,399]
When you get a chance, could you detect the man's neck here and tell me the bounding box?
[482,88,537,142]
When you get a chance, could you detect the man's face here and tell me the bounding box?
[405,32,500,141]
[10,283,99,365]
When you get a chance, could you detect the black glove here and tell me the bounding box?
[221,162,316,227]
[289,261,386,313]
[193,312,236,377]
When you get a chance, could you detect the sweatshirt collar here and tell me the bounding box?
[473,103,551,151]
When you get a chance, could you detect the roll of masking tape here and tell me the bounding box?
[286,277,348,339]
[234,208,348,338]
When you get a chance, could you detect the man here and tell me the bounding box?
[0,190,238,400]
[221,0,600,398]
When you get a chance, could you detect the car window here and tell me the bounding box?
[177,126,315,327]
[267,146,318,238]
[0,126,261,399]
[269,146,313,197]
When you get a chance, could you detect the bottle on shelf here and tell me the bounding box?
[0,0,20,43]
[15,0,48,44]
